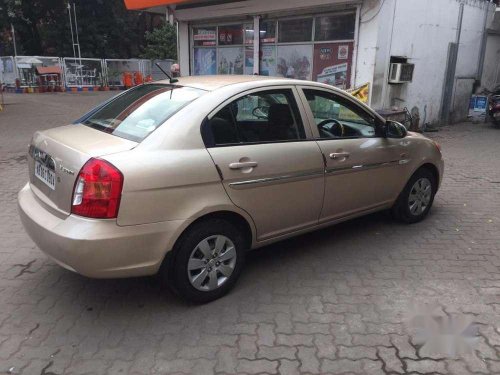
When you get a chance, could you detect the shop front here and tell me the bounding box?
[124,0,362,90]
[189,11,357,90]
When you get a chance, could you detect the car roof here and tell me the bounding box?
[155,75,320,91]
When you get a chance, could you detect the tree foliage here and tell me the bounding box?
[140,23,177,60]
[0,0,156,58]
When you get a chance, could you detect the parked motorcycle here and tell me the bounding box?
[488,95,500,126]
[488,86,500,126]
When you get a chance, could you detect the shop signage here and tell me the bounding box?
[338,45,349,60]
[193,30,216,41]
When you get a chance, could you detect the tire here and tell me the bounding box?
[392,168,437,224]
[161,219,246,303]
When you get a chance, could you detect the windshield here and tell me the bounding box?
[82,84,205,142]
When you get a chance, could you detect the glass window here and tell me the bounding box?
[278,18,313,43]
[315,14,356,41]
[218,47,244,74]
[83,84,205,142]
[276,45,313,80]
[244,24,255,45]
[218,24,244,45]
[193,27,217,47]
[303,89,376,139]
[209,89,305,146]
[193,48,217,75]
[259,45,277,76]
[260,20,276,44]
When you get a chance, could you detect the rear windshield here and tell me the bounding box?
[82,84,205,142]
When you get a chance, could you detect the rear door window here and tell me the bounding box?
[206,89,305,146]
[82,84,205,142]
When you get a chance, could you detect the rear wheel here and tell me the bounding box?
[162,219,246,303]
[392,168,437,224]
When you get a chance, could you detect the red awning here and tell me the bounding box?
[124,0,194,10]
[36,66,62,75]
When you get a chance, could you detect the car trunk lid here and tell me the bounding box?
[28,124,137,216]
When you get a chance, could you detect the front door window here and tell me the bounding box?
[303,89,376,139]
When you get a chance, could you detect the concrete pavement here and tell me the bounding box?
[0,92,499,374]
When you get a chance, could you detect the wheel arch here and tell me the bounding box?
[159,209,255,279]
[183,210,254,250]
[417,162,440,187]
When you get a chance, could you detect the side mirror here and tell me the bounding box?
[384,120,408,138]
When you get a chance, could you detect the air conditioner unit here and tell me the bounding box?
[389,63,415,84]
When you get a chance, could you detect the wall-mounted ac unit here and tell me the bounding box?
[389,63,415,84]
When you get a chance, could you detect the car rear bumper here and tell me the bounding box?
[18,183,184,278]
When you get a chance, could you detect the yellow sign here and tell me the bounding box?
[347,83,370,103]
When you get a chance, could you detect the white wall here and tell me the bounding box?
[178,21,190,76]
[372,0,493,125]
[354,0,382,104]
[481,9,500,91]
[482,32,500,90]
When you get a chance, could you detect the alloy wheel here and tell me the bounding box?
[187,235,237,292]
[408,177,432,216]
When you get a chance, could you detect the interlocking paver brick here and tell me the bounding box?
[1,93,500,374]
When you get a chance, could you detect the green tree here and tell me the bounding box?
[140,23,177,60]
[0,0,151,58]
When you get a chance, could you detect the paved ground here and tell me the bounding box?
[0,92,499,375]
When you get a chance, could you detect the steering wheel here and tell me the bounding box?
[317,119,345,138]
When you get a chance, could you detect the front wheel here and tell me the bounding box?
[392,168,437,224]
[162,219,246,303]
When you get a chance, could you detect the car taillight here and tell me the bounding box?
[433,141,441,152]
[71,158,123,219]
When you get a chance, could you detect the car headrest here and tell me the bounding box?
[268,104,293,127]
[210,117,238,145]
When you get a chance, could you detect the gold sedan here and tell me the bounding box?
[18,76,444,303]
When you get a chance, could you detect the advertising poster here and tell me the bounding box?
[193,48,216,75]
[218,47,244,75]
[276,44,313,80]
[313,42,353,89]
[338,45,349,60]
[259,45,277,76]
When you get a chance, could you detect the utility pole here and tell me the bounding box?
[67,2,82,86]
[11,23,18,89]
[10,24,17,57]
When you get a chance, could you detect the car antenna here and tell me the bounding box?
[155,62,178,84]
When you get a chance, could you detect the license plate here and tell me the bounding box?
[35,161,56,190]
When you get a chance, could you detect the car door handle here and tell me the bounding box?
[229,161,258,170]
[329,152,350,160]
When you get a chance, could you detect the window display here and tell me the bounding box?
[193,48,217,75]
[218,47,244,75]
[259,45,277,76]
[277,45,313,80]
[191,12,355,83]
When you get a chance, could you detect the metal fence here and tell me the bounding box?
[1,56,62,87]
[1,56,175,89]
[63,57,105,87]
[150,59,175,81]
[0,57,16,86]
[104,59,143,87]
